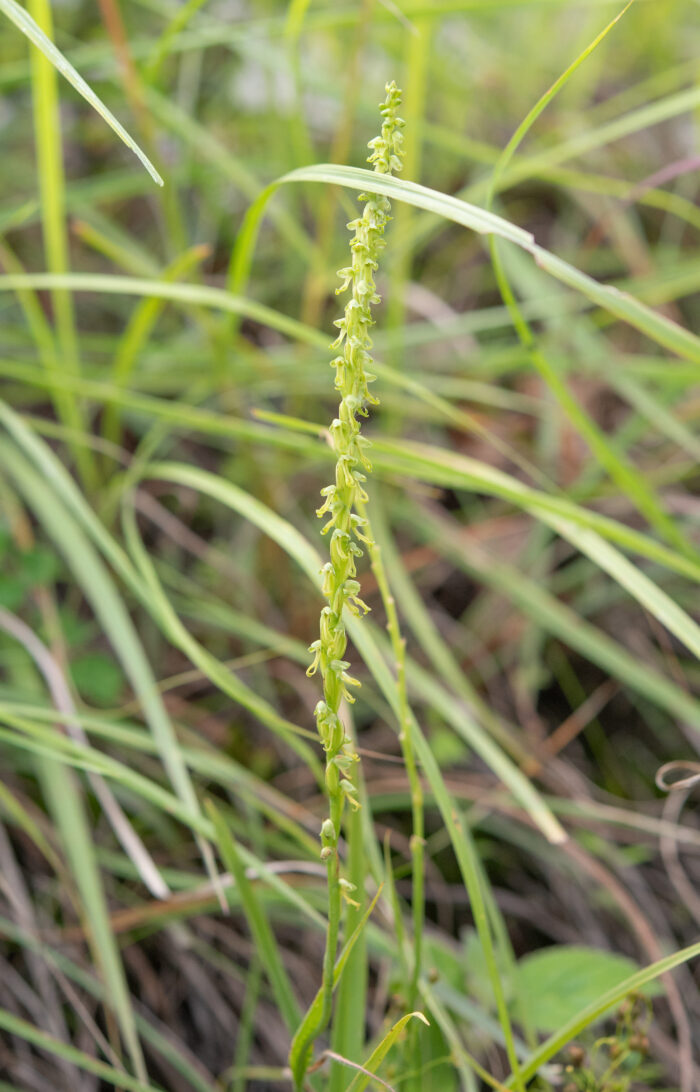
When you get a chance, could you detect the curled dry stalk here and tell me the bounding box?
[290,82,405,1087]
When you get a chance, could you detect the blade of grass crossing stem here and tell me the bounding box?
[0,272,326,350]
[346,1012,430,1092]
[226,164,700,366]
[144,462,323,583]
[233,411,700,595]
[1,698,315,855]
[26,0,94,488]
[102,395,700,605]
[0,1009,160,1092]
[2,259,700,371]
[0,438,223,893]
[141,461,563,842]
[33,754,147,1080]
[206,801,300,1033]
[0,0,162,184]
[370,438,700,585]
[510,940,700,1086]
[227,164,532,322]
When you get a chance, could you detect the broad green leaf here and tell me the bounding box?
[510,940,700,1085]
[70,653,124,707]
[514,945,650,1033]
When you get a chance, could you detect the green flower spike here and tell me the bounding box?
[290,81,405,1090]
[308,80,404,839]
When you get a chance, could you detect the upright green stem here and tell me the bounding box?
[358,500,425,1008]
[28,0,95,489]
[290,83,405,1088]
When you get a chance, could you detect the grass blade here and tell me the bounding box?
[346,1012,430,1092]
[0,0,162,184]
[207,800,300,1033]
[0,1008,160,1092]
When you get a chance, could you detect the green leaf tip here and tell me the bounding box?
[1,0,164,186]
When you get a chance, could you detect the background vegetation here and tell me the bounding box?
[0,1,699,1089]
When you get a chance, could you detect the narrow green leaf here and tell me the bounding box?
[289,884,383,1084]
[207,800,300,1033]
[0,1008,162,1092]
[347,1012,429,1092]
[0,0,163,184]
[144,461,564,844]
[0,437,223,892]
[225,161,700,367]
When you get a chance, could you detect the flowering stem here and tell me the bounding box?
[290,82,405,1087]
